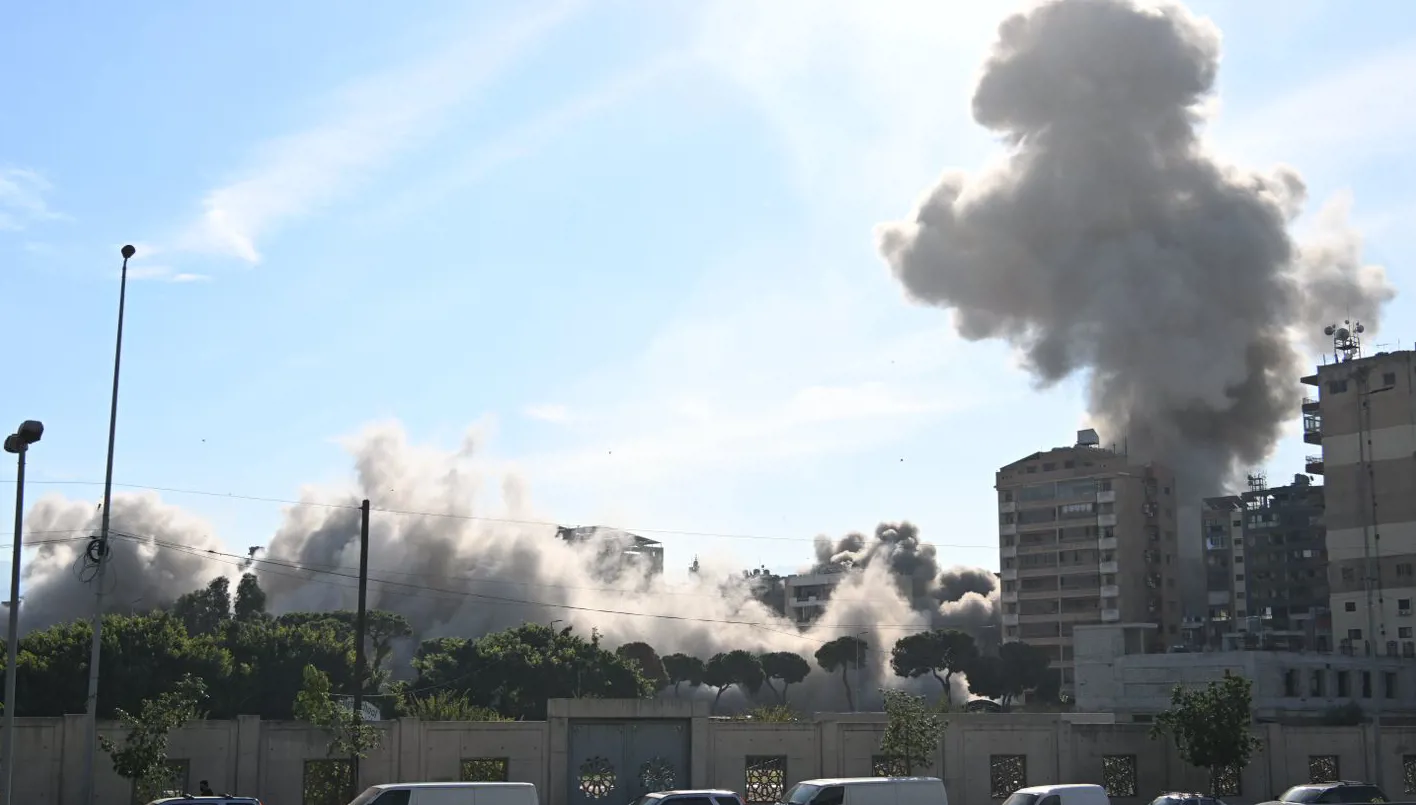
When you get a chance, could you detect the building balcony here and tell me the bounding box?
[1001,545,1017,558]
[1098,536,1118,551]
[1099,514,1118,527]
[1306,454,1324,475]
[1000,523,1017,536]
[1303,413,1322,445]
[1059,585,1102,598]
[1101,608,1121,622]
[1208,590,1231,605]
[1101,584,1120,598]
[1000,501,1016,513]
[1301,396,1320,414]
[1001,590,1017,603]
[1001,568,1017,580]
[1003,614,1020,626]
[1098,490,1116,503]
[1099,561,1119,574]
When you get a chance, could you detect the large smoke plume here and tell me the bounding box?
[19,422,998,711]
[876,0,1394,497]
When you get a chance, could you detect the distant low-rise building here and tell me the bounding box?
[555,525,664,579]
[1075,622,1416,721]
[783,570,846,624]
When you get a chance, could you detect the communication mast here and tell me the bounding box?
[1324,320,1365,363]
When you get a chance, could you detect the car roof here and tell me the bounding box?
[647,791,739,797]
[1018,786,1106,795]
[795,778,942,786]
[371,784,533,790]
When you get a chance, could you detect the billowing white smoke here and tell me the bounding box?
[18,421,997,712]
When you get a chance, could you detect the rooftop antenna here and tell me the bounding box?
[1324,321,1365,363]
[1247,471,1267,494]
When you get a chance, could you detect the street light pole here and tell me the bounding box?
[3,420,43,805]
[81,245,136,805]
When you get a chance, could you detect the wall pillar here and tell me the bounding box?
[60,715,87,805]
[397,719,423,781]
[234,716,261,797]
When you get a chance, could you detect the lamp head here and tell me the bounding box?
[121,244,136,260]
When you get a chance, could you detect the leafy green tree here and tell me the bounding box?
[99,675,208,803]
[964,642,1049,710]
[703,650,765,714]
[172,577,233,636]
[879,689,946,775]
[815,636,868,711]
[3,613,230,718]
[1149,671,1262,796]
[393,688,510,721]
[277,610,412,691]
[758,651,811,705]
[234,573,268,621]
[409,625,651,720]
[662,653,706,697]
[616,642,669,691]
[735,704,803,722]
[211,616,354,719]
[890,629,978,704]
[294,665,382,802]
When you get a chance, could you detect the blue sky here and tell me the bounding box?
[3,0,1416,596]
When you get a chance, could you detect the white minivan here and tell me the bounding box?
[1002,784,1111,805]
[349,782,539,805]
[780,777,948,805]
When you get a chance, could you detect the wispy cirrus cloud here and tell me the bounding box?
[0,168,66,231]
[171,0,586,264]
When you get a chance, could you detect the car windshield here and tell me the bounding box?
[1002,794,1040,805]
[350,788,387,805]
[780,785,820,805]
[1282,789,1323,804]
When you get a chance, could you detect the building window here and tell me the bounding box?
[1403,755,1416,794]
[1309,755,1339,783]
[1101,756,1137,798]
[1329,379,1348,394]
[1281,669,1296,699]
[744,756,787,803]
[1401,599,1413,613]
[990,755,1027,799]
[1211,764,1242,797]
[1400,564,1414,578]
[1384,372,1397,387]
[1346,601,1357,612]
[1386,672,1398,698]
[1363,671,1373,698]
[303,760,352,805]
[872,755,908,777]
[462,758,510,782]
[1402,628,1414,639]
[1337,671,1350,697]
[1349,628,1364,641]
[1310,670,1326,697]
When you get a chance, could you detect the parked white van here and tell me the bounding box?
[780,777,948,805]
[1003,784,1111,805]
[349,782,539,805]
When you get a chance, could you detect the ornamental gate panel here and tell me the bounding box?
[567,721,690,805]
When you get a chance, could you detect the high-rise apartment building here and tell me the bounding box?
[997,430,1181,691]
[1197,475,1329,651]
[1303,326,1416,657]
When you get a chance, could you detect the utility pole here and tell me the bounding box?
[350,499,370,799]
[82,245,135,805]
[4,420,44,805]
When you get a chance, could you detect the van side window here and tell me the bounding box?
[373,791,411,805]
[1039,796,1061,805]
[667,798,714,805]
[813,787,845,805]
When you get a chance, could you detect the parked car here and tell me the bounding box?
[349,781,539,805]
[779,776,947,805]
[1003,784,1110,805]
[631,789,746,805]
[1147,792,1228,805]
[1261,782,1389,805]
[147,795,263,805]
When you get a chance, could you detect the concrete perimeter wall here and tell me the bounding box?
[10,703,1416,805]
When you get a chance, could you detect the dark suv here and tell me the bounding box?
[1266,782,1389,805]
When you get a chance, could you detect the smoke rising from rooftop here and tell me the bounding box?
[18,421,997,711]
[875,0,1394,496]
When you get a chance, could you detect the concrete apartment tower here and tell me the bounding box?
[997,430,1181,693]
[1303,322,1416,657]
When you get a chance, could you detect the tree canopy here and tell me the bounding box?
[815,636,868,711]
[759,651,811,705]
[100,674,208,803]
[889,629,977,704]
[616,642,669,691]
[965,641,1050,710]
[1149,671,1261,795]
[703,650,765,714]
[879,689,946,775]
[662,653,706,697]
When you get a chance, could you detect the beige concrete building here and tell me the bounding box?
[997,430,1181,690]
[1302,336,1416,657]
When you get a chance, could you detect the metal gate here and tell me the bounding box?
[567,720,690,805]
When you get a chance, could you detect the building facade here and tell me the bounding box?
[997,430,1181,692]
[782,570,845,624]
[555,526,665,579]
[1197,475,1330,651]
[1302,332,1416,657]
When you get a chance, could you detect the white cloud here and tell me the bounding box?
[0,168,64,231]
[524,404,572,423]
[171,0,585,263]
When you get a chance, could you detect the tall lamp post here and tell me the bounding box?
[3,419,43,805]
[81,244,136,805]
